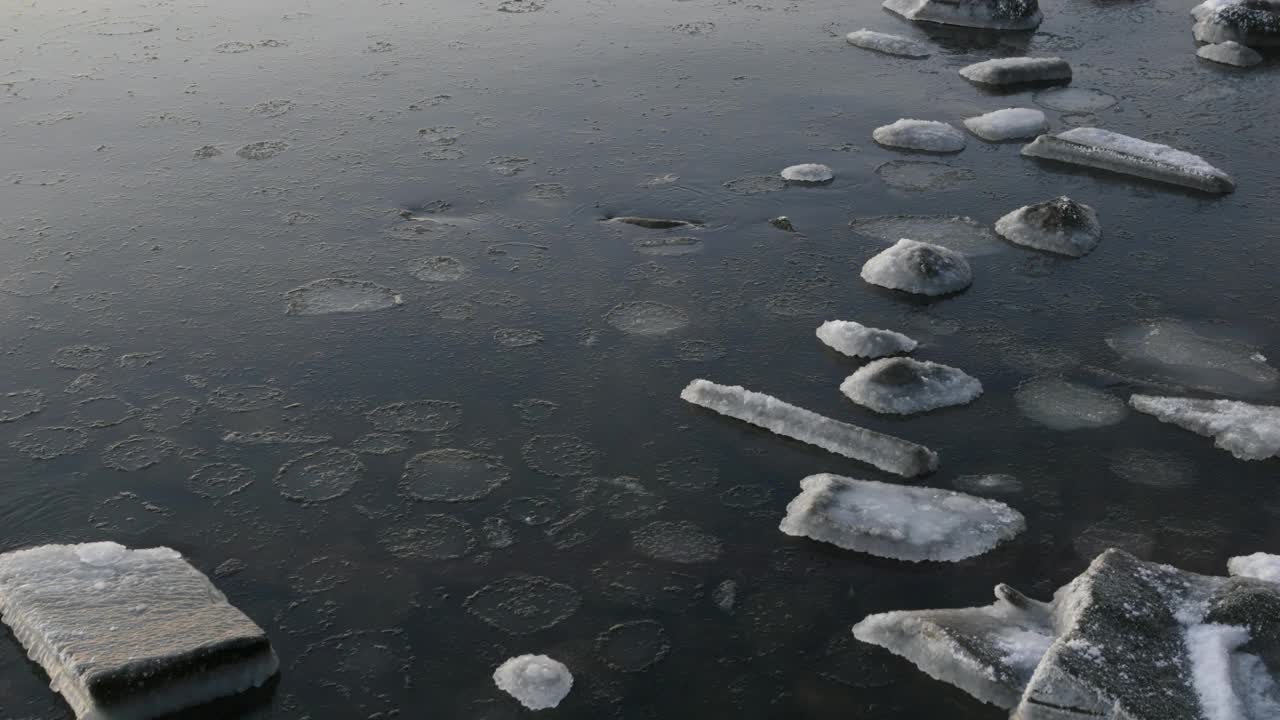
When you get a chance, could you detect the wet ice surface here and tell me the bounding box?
[2,0,1280,717]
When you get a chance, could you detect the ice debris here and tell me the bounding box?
[0,542,279,719]
[873,119,966,152]
[861,239,973,296]
[845,29,931,57]
[1022,127,1236,193]
[493,654,573,710]
[994,195,1102,257]
[1193,0,1280,47]
[841,357,983,414]
[1228,553,1280,584]
[680,379,938,477]
[1130,395,1280,461]
[1197,40,1264,66]
[854,549,1280,719]
[780,163,834,184]
[780,474,1024,562]
[959,57,1071,86]
[285,278,403,315]
[963,108,1048,142]
[816,320,918,359]
[883,0,1043,30]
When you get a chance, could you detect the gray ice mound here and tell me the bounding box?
[959,57,1071,86]
[861,239,973,296]
[845,29,931,57]
[493,654,573,710]
[781,163,834,183]
[1130,394,1280,461]
[781,474,1025,562]
[1197,40,1264,66]
[883,0,1043,30]
[1021,127,1236,193]
[816,320,918,359]
[0,541,279,720]
[964,108,1049,142]
[1193,0,1280,47]
[994,196,1102,257]
[873,119,967,152]
[841,357,983,414]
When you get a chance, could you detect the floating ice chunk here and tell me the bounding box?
[1228,553,1280,584]
[493,654,573,710]
[1022,127,1236,193]
[1107,320,1278,394]
[850,215,1005,257]
[963,108,1048,142]
[883,0,1043,30]
[1193,0,1280,47]
[1197,40,1264,66]
[1033,86,1120,113]
[285,278,403,315]
[841,357,982,414]
[845,29,930,57]
[959,57,1071,86]
[994,195,1101,257]
[860,239,973,296]
[1015,378,1127,430]
[1130,395,1280,461]
[780,163,834,183]
[780,474,1025,561]
[816,320,918,359]
[0,542,279,719]
[680,379,938,477]
[873,119,966,152]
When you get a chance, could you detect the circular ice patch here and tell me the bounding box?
[379,515,476,560]
[74,396,138,428]
[102,436,175,471]
[52,344,107,370]
[605,301,689,336]
[402,448,510,502]
[875,161,975,192]
[632,520,722,563]
[367,399,462,433]
[352,432,412,455]
[1033,87,1119,113]
[780,163,834,184]
[465,575,581,634]
[409,256,466,282]
[0,390,45,423]
[1014,378,1127,430]
[573,477,666,520]
[285,278,402,315]
[590,560,703,611]
[187,463,255,499]
[521,434,602,477]
[208,384,284,412]
[494,328,544,348]
[596,620,671,672]
[1110,449,1195,489]
[275,448,364,502]
[236,140,289,159]
[723,175,785,195]
[11,426,89,460]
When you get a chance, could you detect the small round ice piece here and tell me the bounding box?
[962,108,1048,142]
[493,654,573,710]
[873,119,966,152]
[958,57,1071,86]
[994,196,1101,257]
[860,239,973,296]
[841,357,983,414]
[1196,41,1263,67]
[845,29,930,57]
[816,320,918,359]
[1014,378,1126,430]
[780,163,834,184]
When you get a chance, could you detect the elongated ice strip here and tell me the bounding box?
[1021,128,1236,193]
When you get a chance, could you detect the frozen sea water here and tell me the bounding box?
[840,357,983,414]
[1022,127,1236,193]
[994,196,1102,257]
[963,108,1048,142]
[959,57,1071,86]
[1130,395,1280,461]
[861,239,973,296]
[1015,378,1127,430]
[815,320,917,359]
[844,29,930,58]
[1106,319,1278,395]
[780,163,834,183]
[873,119,966,153]
[1197,41,1264,67]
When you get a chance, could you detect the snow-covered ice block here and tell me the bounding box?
[780,474,1025,561]
[1193,0,1280,47]
[816,320,918,359]
[1021,127,1236,193]
[883,0,1043,30]
[963,108,1048,142]
[0,542,279,720]
[680,379,939,477]
[994,196,1101,257]
[1130,395,1280,461]
[959,57,1071,86]
[873,119,966,152]
[780,163,834,184]
[861,239,973,296]
[493,654,573,710]
[845,29,931,57]
[840,357,982,414]
[1228,553,1280,584]
[1197,40,1264,66]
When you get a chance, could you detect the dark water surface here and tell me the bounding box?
[1,0,1278,717]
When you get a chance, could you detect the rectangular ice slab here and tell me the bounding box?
[680,379,938,477]
[1021,127,1236,193]
[0,542,279,719]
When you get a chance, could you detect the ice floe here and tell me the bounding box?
[1022,127,1236,193]
[1228,553,1280,584]
[493,654,573,710]
[963,108,1048,142]
[680,379,938,477]
[841,357,983,414]
[994,195,1102,257]
[285,278,403,315]
[1130,395,1280,461]
[1015,378,1127,429]
[845,29,931,57]
[860,239,973,296]
[780,163,834,183]
[1197,40,1264,66]
[816,320,918,359]
[883,0,1043,30]
[780,474,1024,561]
[1106,319,1278,395]
[1193,0,1280,47]
[873,119,966,152]
[1033,86,1120,113]
[959,57,1071,86]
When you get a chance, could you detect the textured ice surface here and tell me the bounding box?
[883,0,1042,30]
[1033,87,1120,113]
[995,196,1102,257]
[861,239,973,296]
[780,474,1025,561]
[780,163,834,183]
[963,108,1048,141]
[841,357,983,414]
[1022,127,1236,193]
[680,379,938,477]
[1130,395,1280,461]
[493,654,572,710]
[816,320,918,359]
[1228,553,1280,584]
[1107,319,1278,395]
[0,542,278,719]
[849,214,1005,256]
[873,119,966,152]
[1015,378,1127,430]
[284,278,403,315]
[1193,0,1280,46]
[1197,40,1264,66]
[845,29,930,57]
[959,57,1071,86]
